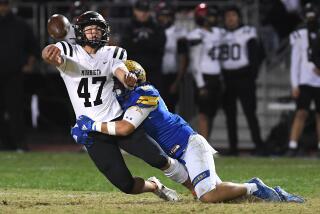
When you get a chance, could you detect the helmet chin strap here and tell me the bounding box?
[84,38,107,49]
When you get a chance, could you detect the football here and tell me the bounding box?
[47,14,70,40]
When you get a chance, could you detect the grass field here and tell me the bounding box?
[0,152,319,213]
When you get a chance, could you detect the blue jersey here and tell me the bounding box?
[117,83,195,159]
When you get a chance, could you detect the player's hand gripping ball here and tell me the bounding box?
[47,14,70,40]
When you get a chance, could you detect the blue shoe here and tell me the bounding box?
[247,177,281,202]
[274,186,305,203]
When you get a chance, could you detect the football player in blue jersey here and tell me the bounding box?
[74,60,304,204]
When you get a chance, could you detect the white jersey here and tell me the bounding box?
[289,28,320,88]
[220,26,257,70]
[55,41,126,122]
[162,24,187,74]
[187,27,222,88]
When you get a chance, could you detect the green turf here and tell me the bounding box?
[0,152,319,213]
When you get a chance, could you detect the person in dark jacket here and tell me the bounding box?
[121,0,166,92]
[0,0,37,151]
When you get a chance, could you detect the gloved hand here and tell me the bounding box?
[71,123,94,146]
[76,115,97,133]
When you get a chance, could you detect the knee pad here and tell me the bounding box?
[163,157,188,184]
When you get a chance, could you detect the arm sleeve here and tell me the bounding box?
[189,41,205,88]
[123,106,154,128]
[247,38,260,77]
[177,38,189,54]
[290,33,301,88]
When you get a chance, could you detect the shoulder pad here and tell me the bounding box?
[134,85,159,108]
[242,26,257,37]
[112,46,127,60]
[290,29,302,40]
[135,85,159,97]
[290,29,305,44]
[188,28,202,39]
[57,41,74,57]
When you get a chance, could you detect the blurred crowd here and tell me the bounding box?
[0,0,319,158]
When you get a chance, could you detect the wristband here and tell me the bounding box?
[92,121,102,132]
[107,122,116,135]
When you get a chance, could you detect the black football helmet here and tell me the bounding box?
[74,11,110,48]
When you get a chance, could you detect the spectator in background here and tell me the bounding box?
[155,1,188,112]
[63,0,90,44]
[220,5,266,156]
[187,3,222,140]
[287,3,320,157]
[260,0,301,41]
[121,0,166,92]
[0,0,37,151]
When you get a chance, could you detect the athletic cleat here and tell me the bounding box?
[247,177,281,202]
[148,176,179,201]
[274,186,305,203]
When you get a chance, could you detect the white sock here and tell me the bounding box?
[244,183,258,195]
[289,140,298,149]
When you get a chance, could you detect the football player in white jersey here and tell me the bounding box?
[41,11,187,201]
[287,3,320,156]
[220,6,266,156]
[155,1,188,113]
[187,3,223,140]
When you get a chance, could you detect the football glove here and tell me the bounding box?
[71,123,94,146]
[76,115,97,133]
